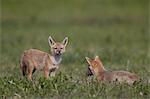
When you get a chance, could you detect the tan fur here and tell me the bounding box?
[20,36,68,80]
[86,56,140,84]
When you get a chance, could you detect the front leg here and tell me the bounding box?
[50,71,56,77]
[49,66,58,77]
[44,68,49,79]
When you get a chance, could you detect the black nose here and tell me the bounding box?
[56,50,61,54]
[87,67,93,76]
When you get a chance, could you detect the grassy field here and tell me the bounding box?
[1,0,150,98]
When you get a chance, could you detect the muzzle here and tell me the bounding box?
[56,50,61,55]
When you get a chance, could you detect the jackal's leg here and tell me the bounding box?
[27,65,34,80]
[44,69,49,79]
[28,73,32,80]
[28,70,33,80]
[21,63,27,76]
[49,67,57,77]
[20,58,28,76]
[50,71,56,77]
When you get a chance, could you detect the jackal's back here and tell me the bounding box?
[20,49,51,70]
[102,70,140,84]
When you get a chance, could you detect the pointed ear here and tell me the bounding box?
[95,55,99,61]
[85,57,91,65]
[62,37,68,46]
[95,55,104,67]
[48,36,55,47]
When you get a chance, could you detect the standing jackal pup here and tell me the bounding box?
[20,36,68,80]
[86,56,140,84]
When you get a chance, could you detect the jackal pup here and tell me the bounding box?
[86,56,140,84]
[20,36,68,80]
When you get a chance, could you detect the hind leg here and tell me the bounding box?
[21,64,27,76]
[20,60,27,76]
[26,61,35,80]
[26,61,34,80]
[27,66,34,80]
[20,63,33,80]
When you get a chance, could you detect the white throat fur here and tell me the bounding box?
[50,56,62,65]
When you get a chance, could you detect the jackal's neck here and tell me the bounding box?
[50,55,62,65]
[96,67,107,80]
[95,59,106,73]
[93,67,105,77]
[97,65,106,75]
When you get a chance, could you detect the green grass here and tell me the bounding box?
[1,0,150,98]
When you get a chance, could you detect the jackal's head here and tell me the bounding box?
[85,56,105,76]
[48,36,68,56]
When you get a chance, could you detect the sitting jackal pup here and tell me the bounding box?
[86,56,140,84]
[20,36,68,80]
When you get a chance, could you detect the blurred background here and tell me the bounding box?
[1,0,149,77]
[1,0,150,98]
